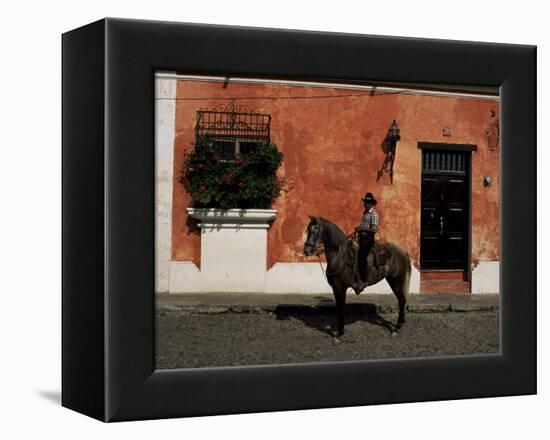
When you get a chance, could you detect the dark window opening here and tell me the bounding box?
[239,141,258,156]
[211,140,236,161]
[210,139,260,161]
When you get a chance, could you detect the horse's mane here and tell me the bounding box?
[316,217,348,248]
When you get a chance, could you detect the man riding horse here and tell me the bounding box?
[303,205,410,338]
[352,192,379,295]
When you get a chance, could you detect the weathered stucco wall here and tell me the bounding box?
[170,79,500,271]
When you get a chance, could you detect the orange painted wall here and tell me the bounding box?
[170,80,500,269]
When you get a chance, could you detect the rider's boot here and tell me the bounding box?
[352,274,367,295]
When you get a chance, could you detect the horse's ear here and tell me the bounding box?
[308,215,317,223]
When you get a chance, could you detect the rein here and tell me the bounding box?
[316,231,356,278]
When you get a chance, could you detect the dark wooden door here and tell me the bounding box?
[420,150,469,269]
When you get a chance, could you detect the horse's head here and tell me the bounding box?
[304,216,323,256]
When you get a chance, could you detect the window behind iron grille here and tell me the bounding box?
[422,150,467,174]
[195,103,271,160]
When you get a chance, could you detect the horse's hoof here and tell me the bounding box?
[333,337,341,344]
[391,330,399,337]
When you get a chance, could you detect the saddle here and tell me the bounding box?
[348,240,388,269]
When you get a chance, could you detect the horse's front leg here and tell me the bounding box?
[333,287,347,339]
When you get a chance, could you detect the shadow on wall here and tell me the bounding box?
[376,134,395,184]
[185,215,200,237]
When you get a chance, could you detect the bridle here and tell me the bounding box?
[304,222,324,256]
[305,221,356,277]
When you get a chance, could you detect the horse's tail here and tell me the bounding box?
[402,252,411,299]
[384,242,411,296]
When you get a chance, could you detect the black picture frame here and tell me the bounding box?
[62,18,536,422]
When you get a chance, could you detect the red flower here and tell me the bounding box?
[221,174,233,183]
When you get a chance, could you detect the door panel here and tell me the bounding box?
[420,151,469,269]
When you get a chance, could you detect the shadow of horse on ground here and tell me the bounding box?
[273,303,397,338]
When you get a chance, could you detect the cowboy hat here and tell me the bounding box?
[361,192,377,205]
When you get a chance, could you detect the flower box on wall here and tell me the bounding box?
[187,207,278,227]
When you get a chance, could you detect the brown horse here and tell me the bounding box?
[303,216,411,339]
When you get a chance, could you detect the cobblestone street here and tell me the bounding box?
[156,307,499,369]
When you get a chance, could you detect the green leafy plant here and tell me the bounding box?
[181,136,285,209]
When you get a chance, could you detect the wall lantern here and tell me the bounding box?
[388,119,401,145]
[483,175,492,187]
[377,120,401,184]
